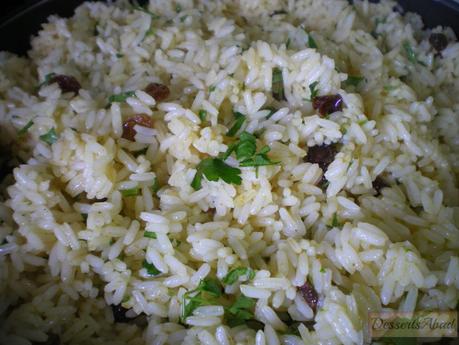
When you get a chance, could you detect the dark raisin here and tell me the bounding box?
[49,75,81,94]
[304,144,337,172]
[122,114,153,141]
[429,33,448,52]
[312,95,343,116]
[111,304,131,323]
[144,83,170,102]
[373,176,389,196]
[32,334,60,345]
[298,281,319,312]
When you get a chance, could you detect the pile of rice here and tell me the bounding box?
[0,0,458,344]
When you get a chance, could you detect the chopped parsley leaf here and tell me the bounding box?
[151,178,160,193]
[120,187,141,197]
[39,128,58,145]
[320,267,326,273]
[180,15,187,22]
[309,81,319,100]
[308,34,318,49]
[198,109,207,122]
[272,67,286,101]
[142,259,161,276]
[175,4,182,12]
[208,85,216,93]
[226,112,246,137]
[133,5,160,19]
[222,267,255,285]
[37,72,56,89]
[403,41,417,64]
[191,158,242,190]
[225,295,256,327]
[264,107,276,119]
[116,53,124,58]
[108,91,136,104]
[182,278,223,320]
[221,131,280,168]
[344,75,364,87]
[18,120,34,136]
[286,38,291,49]
[144,231,157,239]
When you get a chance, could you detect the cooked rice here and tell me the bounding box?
[0,0,459,344]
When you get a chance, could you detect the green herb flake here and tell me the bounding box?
[328,213,342,229]
[133,5,160,19]
[142,259,161,276]
[235,132,257,161]
[151,178,160,194]
[116,53,124,58]
[120,187,141,197]
[226,295,256,327]
[39,128,58,145]
[272,67,286,101]
[286,38,291,49]
[144,231,157,239]
[222,267,255,285]
[180,15,187,23]
[198,109,207,122]
[208,85,216,93]
[320,267,326,273]
[182,278,223,320]
[308,81,319,100]
[191,158,242,190]
[403,40,418,65]
[308,34,318,49]
[175,4,182,12]
[37,72,56,89]
[226,111,246,137]
[108,91,136,104]
[18,120,34,136]
[264,107,276,119]
[344,75,364,87]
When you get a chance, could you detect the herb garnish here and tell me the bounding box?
[37,73,56,89]
[226,112,246,137]
[402,41,426,66]
[151,178,160,194]
[309,81,319,100]
[182,278,223,320]
[108,91,136,104]
[191,158,242,190]
[308,34,318,49]
[272,67,286,101]
[39,128,58,145]
[222,131,280,168]
[18,120,34,136]
[133,5,160,19]
[142,259,161,276]
[144,231,157,239]
[344,76,364,87]
[225,295,256,327]
[198,109,207,122]
[120,187,141,197]
[222,267,255,285]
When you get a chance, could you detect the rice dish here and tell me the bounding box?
[0,0,458,344]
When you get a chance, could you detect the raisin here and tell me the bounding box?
[304,144,337,172]
[373,176,389,196]
[144,83,170,102]
[429,33,448,52]
[32,334,60,345]
[111,304,131,323]
[312,95,343,116]
[122,114,153,141]
[49,75,81,94]
[298,281,319,312]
